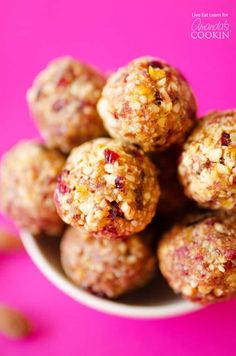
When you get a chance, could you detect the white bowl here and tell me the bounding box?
[21,230,201,319]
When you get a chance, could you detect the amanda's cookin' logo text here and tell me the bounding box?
[191,12,231,40]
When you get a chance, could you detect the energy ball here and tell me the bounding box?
[150,147,190,215]
[97,56,197,152]
[158,212,236,304]
[178,110,236,210]
[0,141,65,236]
[54,138,160,238]
[27,57,106,153]
[60,227,156,298]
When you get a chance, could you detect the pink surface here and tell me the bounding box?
[0,0,235,355]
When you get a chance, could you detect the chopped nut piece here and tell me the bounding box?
[148,66,166,81]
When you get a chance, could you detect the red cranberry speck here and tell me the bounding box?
[155,92,163,105]
[107,200,124,219]
[57,181,68,194]
[52,99,66,112]
[104,149,120,164]
[102,224,118,236]
[57,77,70,87]
[149,60,164,69]
[113,111,119,119]
[204,159,211,169]
[57,170,70,194]
[225,249,236,260]
[221,132,231,146]
[115,176,125,192]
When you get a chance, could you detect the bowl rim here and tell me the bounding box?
[20,230,201,319]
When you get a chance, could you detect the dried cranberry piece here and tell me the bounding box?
[149,60,164,69]
[115,176,125,192]
[176,246,189,257]
[225,249,236,260]
[102,224,118,236]
[195,255,204,261]
[104,149,120,164]
[233,176,236,184]
[57,67,75,87]
[120,102,132,118]
[220,132,231,146]
[57,77,70,87]
[204,159,211,169]
[107,200,124,219]
[73,214,81,222]
[58,181,68,194]
[57,170,70,194]
[225,261,234,269]
[52,99,66,112]
[113,111,119,119]
[155,92,162,105]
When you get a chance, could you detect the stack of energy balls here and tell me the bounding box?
[0,56,235,304]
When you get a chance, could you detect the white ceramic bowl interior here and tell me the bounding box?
[21,230,201,319]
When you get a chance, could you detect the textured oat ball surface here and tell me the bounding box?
[27,57,106,153]
[0,140,65,236]
[158,212,236,303]
[178,110,236,210]
[54,138,160,238]
[61,227,156,298]
[97,56,197,152]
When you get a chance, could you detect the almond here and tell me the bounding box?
[0,305,31,339]
[0,228,22,252]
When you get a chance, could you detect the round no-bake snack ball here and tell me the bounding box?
[61,227,156,298]
[0,141,65,236]
[178,110,236,210]
[97,56,197,152]
[158,212,236,303]
[54,138,160,238]
[27,57,106,153]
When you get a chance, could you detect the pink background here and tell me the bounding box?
[1,0,236,355]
